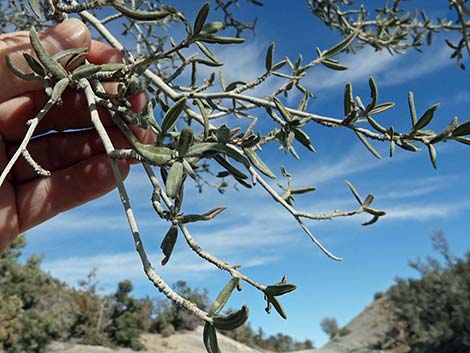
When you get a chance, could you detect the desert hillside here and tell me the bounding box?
[306,296,407,353]
[47,325,268,353]
[46,296,404,353]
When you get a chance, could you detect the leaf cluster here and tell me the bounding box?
[1,2,469,353]
[308,0,470,69]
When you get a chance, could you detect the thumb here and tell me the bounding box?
[0,19,91,103]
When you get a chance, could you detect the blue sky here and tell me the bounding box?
[20,1,470,347]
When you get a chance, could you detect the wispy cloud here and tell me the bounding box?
[378,46,451,86]
[288,144,385,186]
[306,48,399,90]
[385,200,470,221]
[304,45,453,91]
[42,249,279,292]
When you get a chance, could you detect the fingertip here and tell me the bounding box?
[89,40,123,64]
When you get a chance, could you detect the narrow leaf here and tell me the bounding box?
[177,126,194,157]
[198,35,245,45]
[362,215,380,226]
[265,42,275,71]
[364,207,386,216]
[243,147,276,179]
[354,131,382,159]
[51,77,70,102]
[411,103,440,133]
[430,117,459,144]
[408,91,417,126]
[264,284,296,297]
[273,97,292,122]
[161,97,187,134]
[200,21,226,35]
[209,278,240,316]
[344,82,353,117]
[23,53,45,76]
[321,58,348,70]
[428,144,437,169]
[215,155,248,180]
[323,30,358,58]
[451,121,470,137]
[203,323,220,353]
[194,2,210,35]
[365,76,378,113]
[290,186,316,195]
[345,180,362,205]
[5,55,38,81]
[178,206,227,224]
[194,98,210,139]
[160,225,178,266]
[367,102,396,115]
[134,143,173,165]
[293,128,315,152]
[166,161,184,198]
[29,27,67,79]
[112,3,170,21]
[266,295,287,319]
[366,116,388,133]
[362,194,374,208]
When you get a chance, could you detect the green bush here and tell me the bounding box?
[389,231,470,353]
[152,281,209,333]
[0,236,78,353]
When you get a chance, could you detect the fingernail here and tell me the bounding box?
[43,18,89,51]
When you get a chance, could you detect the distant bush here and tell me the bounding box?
[0,236,78,353]
[0,237,314,352]
[152,280,209,333]
[374,291,384,300]
[389,231,470,353]
[320,317,340,339]
[221,323,315,351]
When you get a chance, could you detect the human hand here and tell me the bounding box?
[0,19,150,252]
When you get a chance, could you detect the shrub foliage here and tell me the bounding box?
[389,231,470,353]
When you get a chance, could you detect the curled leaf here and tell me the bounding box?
[212,305,249,330]
[264,284,296,297]
[112,3,171,21]
[177,206,227,224]
[29,26,67,79]
[160,225,178,266]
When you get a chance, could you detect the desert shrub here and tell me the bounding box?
[321,317,340,339]
[153,281,209,334]
[1,2,469,351]
[389,231,470,353]
[374,291,384,300]
[105,280,152,350]
[221,323,315,351]
[0,236,77,353]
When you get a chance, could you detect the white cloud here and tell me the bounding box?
[307,48,399,90]
[378,46,451,86]
[304,45,453,92]
[288,144,385,186]
[384,201,470,221]
[42,248,279,292]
